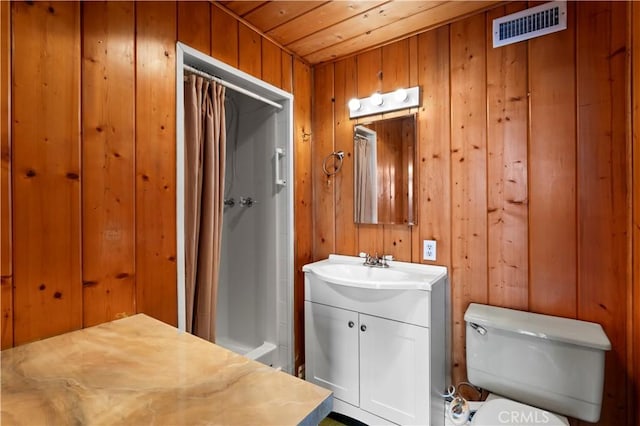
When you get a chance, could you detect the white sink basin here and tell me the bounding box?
[302,254,447,290]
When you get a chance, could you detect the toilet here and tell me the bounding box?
[456,303,611,425]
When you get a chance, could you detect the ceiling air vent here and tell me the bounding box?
[493,1,567,48]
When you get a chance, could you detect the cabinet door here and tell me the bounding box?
[359,314,430,425]
[304,301,359,406]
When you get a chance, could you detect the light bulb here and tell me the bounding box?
[394,88,408,102]
[348,98,361,111]
[370,92,383,106]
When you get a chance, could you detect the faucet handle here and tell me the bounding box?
[383,255,394,261]
[359,252,368,258]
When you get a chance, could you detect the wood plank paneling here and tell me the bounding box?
[135,1,177,326]
[238,23,262,78]
[1,0,12,349]
[82,1,136,327]
[12,1,82,344]
[312,64,336,260]
[261,37,282,89]
[485,3,528,310]
[355,49,384,255]
[303,1,500,64]
[211,4,238,67]
[289,1,446,59]
[293,58,312,371]
[528,2,577,317]
[178,1,211,56]
[220,1,266,17]
[449,13,488,385]
[633,4,640,425]
[243,1,324,33]
[416,27,451,269]
[267,1,387,47]
[381,40,411,261]
[281,52,293,92]
[576,3,628,424]
[334,57,358,256]
[5,0,310,365]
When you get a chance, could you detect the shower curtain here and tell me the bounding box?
[355,136,374,222]
[184,74,226,342]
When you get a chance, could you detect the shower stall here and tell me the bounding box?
[176,43,294,373]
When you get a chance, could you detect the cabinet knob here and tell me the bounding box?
[360,324,367,332]
[348,321,355,328]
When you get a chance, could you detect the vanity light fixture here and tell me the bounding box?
[348,98,361,112]
[347,86,420,119]
[370,92,384,106]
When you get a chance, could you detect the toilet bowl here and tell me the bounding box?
[470,394,568,426]
[445,394,568,426]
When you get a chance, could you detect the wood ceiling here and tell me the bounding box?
[218,1,503,64]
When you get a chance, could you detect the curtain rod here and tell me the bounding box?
[183,64,283,110]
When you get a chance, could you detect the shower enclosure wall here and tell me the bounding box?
[176,43,294,373]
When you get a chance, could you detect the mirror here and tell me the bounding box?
[353,114,416,225]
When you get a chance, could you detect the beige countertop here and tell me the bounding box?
[1,314,332,425]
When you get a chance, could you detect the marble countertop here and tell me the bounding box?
[1,314,332,425]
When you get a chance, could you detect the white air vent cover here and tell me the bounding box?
[493,1,567,48]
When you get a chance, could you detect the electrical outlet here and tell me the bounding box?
[423,240,436,261]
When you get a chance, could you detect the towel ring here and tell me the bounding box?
[322,151,345,177]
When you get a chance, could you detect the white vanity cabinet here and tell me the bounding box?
[303,255,449,426]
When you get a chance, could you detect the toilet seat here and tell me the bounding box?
[471,396,569,426]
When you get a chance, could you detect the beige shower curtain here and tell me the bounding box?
[355,136,374,222]
[184,74,226,342]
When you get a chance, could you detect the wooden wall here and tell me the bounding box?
[0,1,311,356]
[632,1,639,422]
[311,2,634,425]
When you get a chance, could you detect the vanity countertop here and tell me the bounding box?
[1,314,332,425]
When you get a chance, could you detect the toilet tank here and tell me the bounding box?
[464,303,611,423]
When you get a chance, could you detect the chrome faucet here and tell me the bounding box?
[359,252,393,268]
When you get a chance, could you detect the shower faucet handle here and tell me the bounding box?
[239,196,258,207]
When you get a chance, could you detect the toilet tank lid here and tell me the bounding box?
[464,304,611,351]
